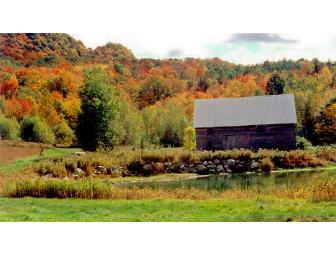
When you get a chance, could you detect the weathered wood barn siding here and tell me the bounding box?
[196,124,296,150]
[194,94,297,151]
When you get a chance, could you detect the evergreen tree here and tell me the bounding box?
[267,73,285,95]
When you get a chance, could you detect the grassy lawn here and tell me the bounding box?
[0,148,80,173]
[0,197,336,221]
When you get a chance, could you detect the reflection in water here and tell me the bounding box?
[122,169,336,191]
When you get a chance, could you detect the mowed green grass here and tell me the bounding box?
[0,197,336,222]
[0,148,80,173]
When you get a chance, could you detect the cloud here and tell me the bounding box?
[227,33,298,44]
[166,48,184,57]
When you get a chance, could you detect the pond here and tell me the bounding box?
[120,168,336,191]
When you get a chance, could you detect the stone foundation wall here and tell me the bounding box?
[134,158,262,176]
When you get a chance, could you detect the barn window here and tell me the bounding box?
[257,126,266,133]
[207,128,215,135]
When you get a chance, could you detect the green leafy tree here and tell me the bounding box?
[76,66,121,151]
[21,116,55,144]
[0,115,20,140]
[53,120,75,145]
[183,126,196,150]
[267,73,285,95]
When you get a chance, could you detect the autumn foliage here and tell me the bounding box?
[0,33,336,147]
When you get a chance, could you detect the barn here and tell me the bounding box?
[194,94,297,150]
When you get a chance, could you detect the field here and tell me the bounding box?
[1,197,336,222]
[1,142,336,222]
[0,147,41,165]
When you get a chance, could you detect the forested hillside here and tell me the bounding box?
[0,33,336,149]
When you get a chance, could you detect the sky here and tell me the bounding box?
[71,33,336,65]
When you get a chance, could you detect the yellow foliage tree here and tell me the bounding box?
[183,126,196,150]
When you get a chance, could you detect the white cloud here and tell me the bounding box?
[72,33,336,64]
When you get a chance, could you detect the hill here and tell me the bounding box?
[0,33,336,148]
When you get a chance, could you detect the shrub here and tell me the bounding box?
[36,162,67,178]
[296,136,313,150]
[0,115,20,140]
[53,120,75,145]
[64,160,77,173]
[281,151,324,168]
[260,158,275,172]
[312,178,336,202]
[21,116,55,144]
[183,126,196,150]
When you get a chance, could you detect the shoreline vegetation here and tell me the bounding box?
[3,172,336,201]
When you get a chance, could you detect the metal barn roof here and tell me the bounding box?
[194,94,297,128]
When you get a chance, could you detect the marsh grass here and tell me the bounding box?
[5,176,336,201]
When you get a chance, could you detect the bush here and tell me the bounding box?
[312,178,336,202]
[281,150,324,168]
[0,115,20,140]
[296,136,313,150]
[53,120,75,145]
[183,126,196,150]
[21,116,55,144]
[260,158,275,172]
[36,162,67,178]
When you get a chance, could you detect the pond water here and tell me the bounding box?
[121,169,336,191]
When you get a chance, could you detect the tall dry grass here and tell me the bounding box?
[4,176,336,202]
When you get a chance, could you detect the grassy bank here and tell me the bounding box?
[0,197,336,222]
[0,147,80,173]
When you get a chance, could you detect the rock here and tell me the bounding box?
[74,168,85,176]
[190,168,197,173]
[63,176,69,180]
[164,162,172,168]
[227,159,235,166]
[226,168,233,173]
[196,164,208,175]
[208,169,217,175]
[202,161,208,166]
[216,165,224,173]
[250,162,260,170]
[43,173,53,178]
[207,164,217,169]
[122,170,132,177]
[233,164,246,172]
[214,159,220,165]
[97,165,107,174]
[74,151,85,156]
[141,164,153,176]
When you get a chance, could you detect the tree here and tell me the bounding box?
[183,126,196,150]
[76,66,121,151]
[0,74,19,98]
[20,116,55,144]
[0,115,20,140]
[267,73,284,95]
[313,98,336,145]
[53,120,75,145]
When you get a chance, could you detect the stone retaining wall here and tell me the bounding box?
[132,158,262,176]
